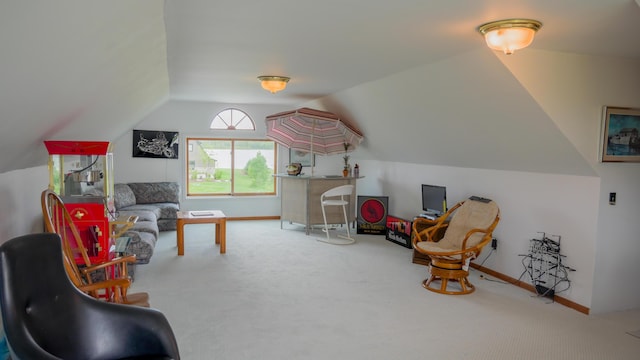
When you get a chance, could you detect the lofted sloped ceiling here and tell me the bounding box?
[311,49,599,176]
[0,0,168,173]
[1,1,639,174]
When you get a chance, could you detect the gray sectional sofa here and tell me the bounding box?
[114,182,180,264]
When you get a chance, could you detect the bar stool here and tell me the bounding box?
[318,184,355,245]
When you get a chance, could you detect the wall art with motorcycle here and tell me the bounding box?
[132,129,179,159]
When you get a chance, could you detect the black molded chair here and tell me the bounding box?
[0,233,180,360]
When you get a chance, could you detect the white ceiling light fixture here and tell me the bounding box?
[477,19,542,55]
[257,76,290,94]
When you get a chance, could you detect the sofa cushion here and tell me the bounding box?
[157,219,177,232]
[129,220,160,239]
[154,203,180,219]
[123,230,156,264]
[119,205,162,220]
[117,209,158,223]
[114,183,137,209]
[127,182,180,204]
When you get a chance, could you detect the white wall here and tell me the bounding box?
[355,160,599,308]
[498,51,640,314]
[593,166,640,313]
[0,166,49,243]
[112,101,290,217]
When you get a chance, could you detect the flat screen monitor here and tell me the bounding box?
[422,184,447,217]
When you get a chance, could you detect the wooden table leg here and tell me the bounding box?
[215,222,220,245]
[219,219,226,254]
[177,219,184,256]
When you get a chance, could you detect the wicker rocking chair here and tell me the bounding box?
[412,197,500,295]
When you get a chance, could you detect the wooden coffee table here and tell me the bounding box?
[176,210,227,255]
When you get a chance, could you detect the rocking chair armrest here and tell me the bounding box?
[412,225,434,249]
[111,254,137,264]
[424,232,493,260]
[412,218,449,249]
[77,278,132,293]
[412,217,438,228]
[460,215,500,250]
[412,209,450,228]
[80,255,137,274]
[460,228,492,250]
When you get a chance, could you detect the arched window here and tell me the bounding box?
[210,108,255,130]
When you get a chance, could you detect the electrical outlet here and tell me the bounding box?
[491,238,497,249]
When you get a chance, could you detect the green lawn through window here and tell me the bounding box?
[188,169,274,194]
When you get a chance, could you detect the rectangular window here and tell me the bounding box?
[186,138,276,196]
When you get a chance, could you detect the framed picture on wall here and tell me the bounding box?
[289,149,315,167]
[600,107,640,162]
[133,130,179,159]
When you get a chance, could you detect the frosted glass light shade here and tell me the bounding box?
[478,19,542,55]
[258,76,290,93]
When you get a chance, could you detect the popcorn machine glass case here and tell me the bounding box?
[44,141,115,263]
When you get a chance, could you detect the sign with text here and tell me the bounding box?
[385,215,412,248]
[357,196,388,235]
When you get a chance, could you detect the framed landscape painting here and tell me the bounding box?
[601,107,640,163]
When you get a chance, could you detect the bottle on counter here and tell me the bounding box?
[354,163,359,178]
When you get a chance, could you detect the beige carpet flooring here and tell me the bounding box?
[131,220,640,360]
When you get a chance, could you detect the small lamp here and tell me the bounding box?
[477,19,542,55]
[258,76,290,94]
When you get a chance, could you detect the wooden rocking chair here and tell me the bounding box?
[41,189,149,306]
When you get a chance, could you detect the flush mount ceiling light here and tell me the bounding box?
[258,76,290,94]
[477,19,542,55]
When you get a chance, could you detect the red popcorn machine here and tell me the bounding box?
[44,140,116,264]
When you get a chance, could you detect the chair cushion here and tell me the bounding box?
[418,199,499,259]
[416,240,460,257]
[439,199,498,249]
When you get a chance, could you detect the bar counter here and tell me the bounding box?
[275,174,362,235]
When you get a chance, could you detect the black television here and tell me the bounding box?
[421,184,447,218]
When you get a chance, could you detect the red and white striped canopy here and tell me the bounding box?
[265,107,363,155]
